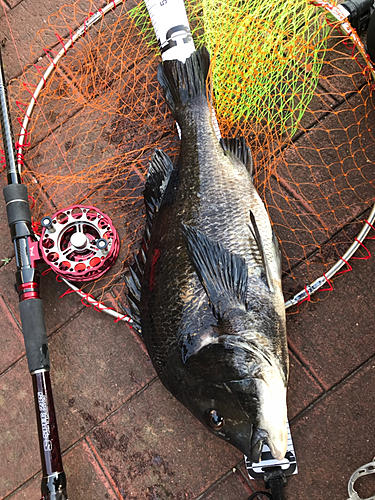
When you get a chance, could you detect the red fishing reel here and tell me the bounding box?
[39,205,120,282]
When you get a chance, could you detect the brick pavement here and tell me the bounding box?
[1,1,375,500]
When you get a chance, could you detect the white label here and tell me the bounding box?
[38,392,52,452]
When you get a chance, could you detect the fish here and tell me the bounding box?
[126,46,289,463]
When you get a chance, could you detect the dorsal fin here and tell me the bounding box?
[248,210,273,292]
[181,224,248,320]
[125,148,174,336]
[220,137,253,178]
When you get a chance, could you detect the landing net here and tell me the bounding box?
[2,0,375,317]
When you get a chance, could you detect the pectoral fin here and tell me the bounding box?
[181,224,248,319]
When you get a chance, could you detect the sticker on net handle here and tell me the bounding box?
[245,422,298,480]
[143,0,195,62]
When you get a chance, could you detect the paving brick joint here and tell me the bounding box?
[0,1,375,500]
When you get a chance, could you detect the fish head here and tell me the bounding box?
[183,335,288,463]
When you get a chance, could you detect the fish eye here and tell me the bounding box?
[205,409,224,430]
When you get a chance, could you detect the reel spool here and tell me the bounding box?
[39,205,120,282]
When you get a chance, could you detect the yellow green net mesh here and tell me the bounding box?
[132,0,327,137]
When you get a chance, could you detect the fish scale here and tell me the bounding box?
[180,125,264,267]
[127,47,289,464]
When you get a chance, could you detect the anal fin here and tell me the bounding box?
[125,148,174,338]
[125,266,143,337]
[144,149,174,217]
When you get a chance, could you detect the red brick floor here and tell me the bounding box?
[1,1,375,500]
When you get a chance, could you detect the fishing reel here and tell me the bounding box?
[38,205,120,282]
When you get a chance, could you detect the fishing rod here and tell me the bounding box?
[0,47,68,500]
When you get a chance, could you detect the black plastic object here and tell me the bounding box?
[264,468,287,500]
[247,468,287,500]
[19,299,50,372]
[248,492,273,500]
[3,184,32,226]
[367,9,375,63]
[341,0,373,33]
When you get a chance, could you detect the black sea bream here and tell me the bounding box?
[126,47,289,462]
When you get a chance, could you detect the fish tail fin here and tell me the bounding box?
[157,47,210,120]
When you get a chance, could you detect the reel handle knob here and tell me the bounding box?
[96,238,108,252]
[41,216,55,233]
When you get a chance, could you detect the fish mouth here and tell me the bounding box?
[249,428,268,463]
[230,426,287,464]
[249,427,287,463]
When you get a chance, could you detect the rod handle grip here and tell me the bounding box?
[3,184,32,226]
[19,298,50,372]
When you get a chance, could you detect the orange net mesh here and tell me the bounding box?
[4,0,375,314]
